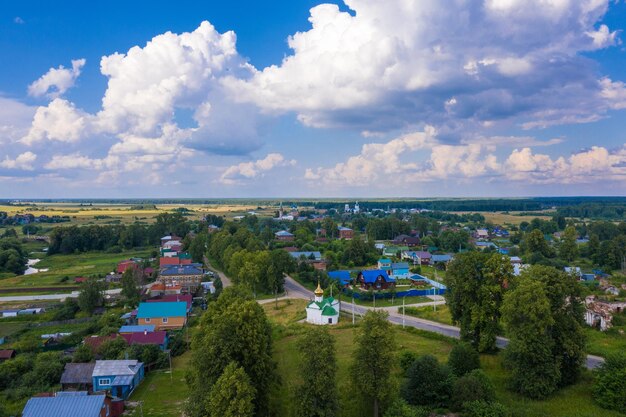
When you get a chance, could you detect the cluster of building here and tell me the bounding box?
[584,295,626,331]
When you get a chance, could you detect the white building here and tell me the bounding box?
[306,283,340,325]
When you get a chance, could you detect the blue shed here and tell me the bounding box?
[92,360,144,399]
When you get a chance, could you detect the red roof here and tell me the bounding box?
[159,257,179,267]
[74,277,87,283]
[120,331,166,346]
[83,334,121,352]
[117,260,138,274]
[147,294,192,311]
[0,349,16,359]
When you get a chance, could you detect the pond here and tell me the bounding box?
[24,258,50,275]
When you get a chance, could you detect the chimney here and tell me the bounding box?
[144,330,147,335]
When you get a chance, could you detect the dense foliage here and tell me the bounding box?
[0,238,28,274]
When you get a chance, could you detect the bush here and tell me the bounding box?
[448,342,480,377]
[72,344,94,363]
[592,354,626,412]
[383,399,429,417]
[464,400,510,417]
[402,354,455,408]
[399,351,418,375]
[451,369,495,411]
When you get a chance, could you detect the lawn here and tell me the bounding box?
[127,351,191,417]
[352,294,432,307]
[401,304,454,325]
[584,326,626,358]
[0,249,152,290]
[0,321,27,338]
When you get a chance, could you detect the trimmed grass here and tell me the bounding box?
[0,249,152,290]
[128,351,191,417]
[263,299,308,325]
[401,304,454,325]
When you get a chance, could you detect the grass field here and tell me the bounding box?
[0,321,27,338]
[0,249,151,290]
[453,211,553,225]
[584,326,626,358]
[401,304,454,325]
[128,351,191,417]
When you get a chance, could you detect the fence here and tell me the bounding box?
[344,287,445,299]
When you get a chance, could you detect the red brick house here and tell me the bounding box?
[338,227,353,240]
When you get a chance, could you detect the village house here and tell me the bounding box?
[392,234,420,247]
[584,295,626,331]
[338,226,353,239]
[474,229,489,239]
[402,250,432,265]
[120,331,168,351]
[22,393,113,417]
[357,270,396,290]
[289,251,322,261]
[275,230,295,241]
[207,224,220,233]
[60,362,96,391]
[137,301,187,331]
[431,254,453,267]
[390,262,410,277]
[0,349,16,362]
[377,258,392,270]
[158,264,203,293]
[305,283,340,325]
[118,325,155,334]
[92,360,144,400]
[328,270,351,287]
[383,246,409,258]
[147,293,193,313]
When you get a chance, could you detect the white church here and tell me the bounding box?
[306,282,340,325]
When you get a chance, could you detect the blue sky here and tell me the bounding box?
[1,0,626,198]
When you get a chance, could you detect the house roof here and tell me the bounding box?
[0,349,15,359]
[83,334,119,351]
[121,331,167,346]
[22,395,106,417]
[289,251,322,260]
[119,325,156,333]
[137,301,187,319]
[328,270,351,285]
[378,258,391,264]
[147,294,192,310]
[431,254,452,262]
[160,264,203,276]
[338,226,352,231]
[322,305,338,316]
[60,362,96,385]
[391,262,409,269]
[406,250,431,259]
[275,230,294,237]
[92,359,142,377]
[360,270,395,283]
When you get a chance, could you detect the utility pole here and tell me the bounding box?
[433,287,437,312]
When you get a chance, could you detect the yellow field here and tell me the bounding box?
[453,211,552,225]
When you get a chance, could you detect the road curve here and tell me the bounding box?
[282,275,604,370]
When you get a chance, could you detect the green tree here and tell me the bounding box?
[463,400,510,417]
[97,337,128,360]
[521,265,586,386]
[592,354,626,412]
[444,253,513,352]
[77,278,105,315]
[187,289,274,417]
[295,327,338,417]
[120,268,141,307]
[448,342,480,377]
[73,344,94,363]
[451,369,495,411]
[382,399,428,417]
[523,229,553,258]
[502,278,560,399]
[559,226,578,262]
[351,310,396,417]
[208,362,256,417]
[402,355,454,408]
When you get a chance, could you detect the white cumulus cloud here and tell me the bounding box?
[220,153,296,184]
[0,152,37,170]
[28,59,86,99]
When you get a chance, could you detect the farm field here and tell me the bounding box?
[0,249,152,290]
[453,210,553,225]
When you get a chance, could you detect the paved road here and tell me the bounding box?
[282,275,604,370]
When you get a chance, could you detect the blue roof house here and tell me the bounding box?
[119,325,156,333]
[391,262,410,277]
[328,270,351,286]
[357,270,396,290]
[22,393,108,417]
[377,258,392,269]
[92,360,144,400]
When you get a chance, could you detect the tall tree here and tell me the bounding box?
[351,310,396,417]
[559,226,578,262]
[187,288,274,417]
[444,253,513,352]
[208,362,256,417]
[521,265,586,386]
[295,327,339,417]
[502,278,560,399]
[77,278,105,315]
[120,267,141,307]
[592,354,626,412]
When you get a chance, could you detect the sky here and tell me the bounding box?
[1,0,626,198]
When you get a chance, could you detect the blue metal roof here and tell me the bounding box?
[328,270,351,285]
[137,301,187,319]
[112,375,134,386]
[160,265,203,276]
[391,262,409,269]
[360,270,395,283]
[289,251,322,260]
[119,325,156,333]
[431,254,452,262]
[22,395,106,417]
